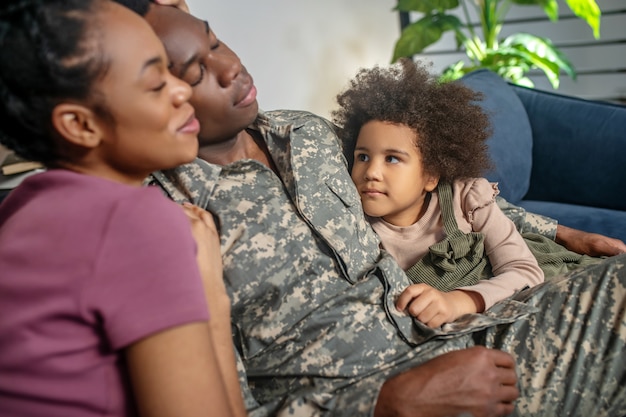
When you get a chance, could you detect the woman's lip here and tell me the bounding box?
[178,113,200,134]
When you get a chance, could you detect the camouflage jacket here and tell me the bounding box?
[148,110,556,416]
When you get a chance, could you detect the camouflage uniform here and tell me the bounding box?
[148,110,626,417]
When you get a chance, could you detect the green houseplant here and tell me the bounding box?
[392,0,602,88]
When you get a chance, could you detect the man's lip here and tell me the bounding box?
[235,76,257,107]
[178,112,200,134]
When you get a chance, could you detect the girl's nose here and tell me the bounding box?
[364,162,382,181]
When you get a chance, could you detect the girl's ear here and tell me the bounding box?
[424,174,439,192]
[51,103,104,149]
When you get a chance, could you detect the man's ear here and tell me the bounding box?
[51,103,103,149]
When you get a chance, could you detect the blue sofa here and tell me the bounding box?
[459,69,626,243]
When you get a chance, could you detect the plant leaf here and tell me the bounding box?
[489,47,561,88]
[395,0,459,13]
[501,33,576,79]
[392,14,463,62]
[564,0,601,38]
[510,0,559,21]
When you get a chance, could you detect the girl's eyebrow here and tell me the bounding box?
[386,149,410,156]
[354,145,410,156]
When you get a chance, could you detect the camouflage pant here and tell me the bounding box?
[476,253,626,417]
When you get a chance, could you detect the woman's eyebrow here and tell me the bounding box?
[140,55,164,77]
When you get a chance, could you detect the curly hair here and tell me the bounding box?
[0,0,110,164]
[332,58,492,183]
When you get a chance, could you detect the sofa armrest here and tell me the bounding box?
[512,85,626,211]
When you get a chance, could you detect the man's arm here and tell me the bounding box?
[555,224,626,257]
[374,347,518,417]
[496,196,626,257]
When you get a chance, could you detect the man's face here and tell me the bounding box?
[146,5,259,146]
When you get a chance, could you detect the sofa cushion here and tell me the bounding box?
[520,200,626,243]
[458,70,533,204]
[511,85,626,211]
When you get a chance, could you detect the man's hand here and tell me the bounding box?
[152,0,189,13]
[396,285,482,328]
[556,224,626,257]
[374,346,519,417]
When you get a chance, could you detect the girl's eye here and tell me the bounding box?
[189,64,206,87]
[355,153,369,162]
[386,156,399,163]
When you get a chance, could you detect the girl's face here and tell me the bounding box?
[90,2,199,184]
[351,120,439,227]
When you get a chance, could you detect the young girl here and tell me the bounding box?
[0,1,243,416]
[332,58,544,329]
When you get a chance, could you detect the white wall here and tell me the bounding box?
[187,0,400,119]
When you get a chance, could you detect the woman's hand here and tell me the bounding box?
[152,0,189,13]
[181,202,222,283]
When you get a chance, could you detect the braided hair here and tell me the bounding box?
[0,0,109,164]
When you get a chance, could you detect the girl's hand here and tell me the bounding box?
[396,284,481,328]
[152,0,190,13]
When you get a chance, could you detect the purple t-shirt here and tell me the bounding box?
[0,170,209,417]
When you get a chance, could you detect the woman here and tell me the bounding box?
[0,1,243,416]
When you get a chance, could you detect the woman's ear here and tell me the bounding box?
[51,103,103,149]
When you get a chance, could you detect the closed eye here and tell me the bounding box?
[152,81,166,92]
[190,64,206,87]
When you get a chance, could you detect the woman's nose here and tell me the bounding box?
[171,74,192,106]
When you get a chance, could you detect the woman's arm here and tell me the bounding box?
[126,322,236,417]
[102,193,243,417]
[182,203,247,417]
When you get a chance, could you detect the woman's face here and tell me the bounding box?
[91,2,199,183]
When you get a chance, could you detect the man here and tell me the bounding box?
[129,2,626,416]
